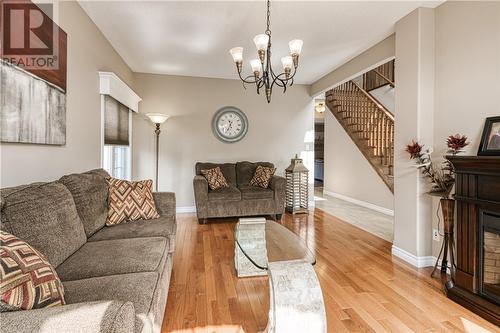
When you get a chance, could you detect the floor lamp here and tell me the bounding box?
[145,113,169,192]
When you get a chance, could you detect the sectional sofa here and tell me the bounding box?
[0,169,176,333]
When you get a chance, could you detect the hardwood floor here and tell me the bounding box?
[162,209,500,333]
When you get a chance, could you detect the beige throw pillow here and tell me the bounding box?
[106,178,160,226]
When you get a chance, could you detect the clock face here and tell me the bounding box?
[212,107,248,143]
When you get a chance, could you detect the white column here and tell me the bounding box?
[393,8,436,265]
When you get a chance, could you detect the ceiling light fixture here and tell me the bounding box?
[315,100,326,113]
[229,0,303,103]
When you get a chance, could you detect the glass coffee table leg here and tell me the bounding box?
[263,259,326,333]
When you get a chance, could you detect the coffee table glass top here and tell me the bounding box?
[235,218,316,270]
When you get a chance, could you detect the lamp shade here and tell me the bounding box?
[289,39,303,55]
[146,113,169,124]
[281,56,293,70]
[229,47,243,63]
[250,59,261,73]
[253,34,269,51]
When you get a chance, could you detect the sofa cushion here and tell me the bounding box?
[106,178,160,226]
[63,272,158,333]
[0,182,87,268]
[196,162,236,186]
[208,186,241,202]
[59,169,110,237]
[0,231,65,311]
[88,217,175,245]
[56,237,167,281]
[239,185,274,200]
[236,161,275,186]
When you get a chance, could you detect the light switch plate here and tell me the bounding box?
[433,229,440,241]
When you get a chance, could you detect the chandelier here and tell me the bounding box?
[229,0,303,103]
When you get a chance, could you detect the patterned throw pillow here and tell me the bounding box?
[250,165,276,188]
[0,231,65,312]
[201,167,229,190]
[106,178,160,226]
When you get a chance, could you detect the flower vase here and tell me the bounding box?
[440,198,455,275]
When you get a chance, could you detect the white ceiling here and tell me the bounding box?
[80,1,441,84]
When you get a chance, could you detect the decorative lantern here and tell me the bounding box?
[285,155,309,214]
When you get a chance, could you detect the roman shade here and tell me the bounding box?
[104,95,129,146]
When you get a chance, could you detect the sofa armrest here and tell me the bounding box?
[193,175,208,219]
[0,301,135,333]
[269,175,286,213]
[153,192,176,218]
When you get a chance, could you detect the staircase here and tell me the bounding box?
[325,77,395,192]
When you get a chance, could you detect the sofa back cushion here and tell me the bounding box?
[59,169,110,237]
[195,163,236,186]
[0,182,87,268]
[236,161,275,186]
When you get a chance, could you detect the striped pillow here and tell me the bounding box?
[105,178,160,226]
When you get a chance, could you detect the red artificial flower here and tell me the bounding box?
[406,140,423,159]
[447,134,469,151]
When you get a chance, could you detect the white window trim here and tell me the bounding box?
[99,71,140,178]
[98,72,141,112]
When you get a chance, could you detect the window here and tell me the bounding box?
[102,95,131,179]
[103,145,131,180]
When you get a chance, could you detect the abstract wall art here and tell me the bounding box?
[0,0,67,145]
[1,62,66,145]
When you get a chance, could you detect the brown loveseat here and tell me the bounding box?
[193,161,285,223]
[0,169,176,333]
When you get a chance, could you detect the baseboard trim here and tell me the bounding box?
[176,206,196,213]
[391,245,436,268]
[323,190,394,216]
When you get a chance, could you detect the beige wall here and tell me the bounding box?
[434,1,500,157]
[394,1,500,261]
[324,111,394,211]
[393,7,435,259]
[310,35,395,97]
[431,1,500,257]
[0,2,134,187]
[132,73,314,208]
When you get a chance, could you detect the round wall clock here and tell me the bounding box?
[212,106,248,143]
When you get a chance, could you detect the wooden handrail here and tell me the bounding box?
[350,81,394,121]
[373,69,395,88]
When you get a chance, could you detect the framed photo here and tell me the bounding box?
[478,116,500,156]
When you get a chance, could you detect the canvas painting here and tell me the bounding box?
[0,62,66,145]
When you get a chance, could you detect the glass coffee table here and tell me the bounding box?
[234,218,326,333]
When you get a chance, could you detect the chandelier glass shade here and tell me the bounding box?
[229,0,303,103]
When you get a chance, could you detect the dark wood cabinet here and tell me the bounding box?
[446,156,500,326]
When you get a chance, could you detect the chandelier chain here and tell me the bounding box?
[265,0,271,35]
